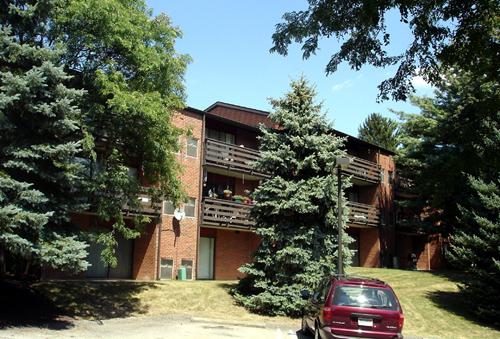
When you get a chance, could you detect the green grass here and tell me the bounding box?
[10,268,499,338]
[347,267,500,339]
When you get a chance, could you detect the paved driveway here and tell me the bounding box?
[0,315,307,339]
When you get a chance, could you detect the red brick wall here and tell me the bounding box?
[159,109,203,279]
[396,233,444,270]
[133,223,159,280]
[359,228,380,267]
[210,228,260,280]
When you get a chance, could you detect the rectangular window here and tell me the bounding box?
[163,200,175,215]
[186,137,198,157]
[184,198,196,217]
[181,259,193,280]
[160,258,173,279]
[332,285,399,311]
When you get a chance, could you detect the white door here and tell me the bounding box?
[198,237,214,279]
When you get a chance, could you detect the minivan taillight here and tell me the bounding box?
[323,307,333,324]
[398,313,404,330]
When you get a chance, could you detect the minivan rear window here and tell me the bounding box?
[332,285,399,310]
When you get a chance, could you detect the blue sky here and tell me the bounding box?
[147,0,434,136]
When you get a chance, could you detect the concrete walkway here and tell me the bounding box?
[0,315,307,339]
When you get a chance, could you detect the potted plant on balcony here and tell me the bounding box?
[232,195,245,203]
[223,188,232,199]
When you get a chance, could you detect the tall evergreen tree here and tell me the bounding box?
[234,77,352,316]
[0,24,89,276]
[448,176,500,324]
[358,113,399,152]
[396,68,499,236]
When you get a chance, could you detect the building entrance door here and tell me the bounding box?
[198,237,214,279]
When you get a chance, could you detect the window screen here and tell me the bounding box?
[163,200,175,215]
[160,258,173,279]
[181,259,193,280]
[187,137,198,157]
[185,198,196,217]
[207,129,236,144]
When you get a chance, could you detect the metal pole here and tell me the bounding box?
[337,166,343,276]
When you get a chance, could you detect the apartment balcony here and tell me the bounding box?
[121,190,162,218]
[204,138,268,179]
[344,156,381,185]
[347,201,380,228]
[201,198,255,230]
[81,188,162,219]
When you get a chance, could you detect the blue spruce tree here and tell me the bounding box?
[234,77,352,316]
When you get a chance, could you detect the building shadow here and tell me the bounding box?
[0,279,158,329]
[425,271,500,331]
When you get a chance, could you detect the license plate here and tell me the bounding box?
[358,318,373,327]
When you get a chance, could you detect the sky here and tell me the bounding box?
[147,0,434,136]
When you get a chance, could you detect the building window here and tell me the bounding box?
[185,197,196,217]
[181,259,193,280]
[186,137,198,157]
[163,200,175,215]
[207,128,236,144]
[160,258,174,279]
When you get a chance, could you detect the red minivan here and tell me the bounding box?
[301,276,404,339]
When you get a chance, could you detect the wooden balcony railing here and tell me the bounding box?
[83,188,162,218]
[347,201,380,228]
[202,198,255,230]
[343,156,381,184]
[204,138,268,178]
[121,190,162,218]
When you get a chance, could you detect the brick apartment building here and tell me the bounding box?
[73,102,442,280]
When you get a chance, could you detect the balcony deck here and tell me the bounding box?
[347,201,380,228]
[204,138,268,179]
[201,198,379,231]
[121,191,162,218]
[80,189,162,219]
[201,198,255,230]
[344,156,381,184]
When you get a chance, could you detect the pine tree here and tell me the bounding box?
[0,26,89,277]
[448,176,500,324]
[358,113,399,152]
[234,77,352,316]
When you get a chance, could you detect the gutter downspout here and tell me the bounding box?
[194,113,206,280]
[156,215,162,280]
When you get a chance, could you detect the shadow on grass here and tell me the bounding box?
[0,279,158,329]
[426,271,500,332]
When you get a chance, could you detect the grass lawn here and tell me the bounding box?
[4,268,499,338]
[347,267,500,339]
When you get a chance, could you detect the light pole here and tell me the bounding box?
[335,156,352,276]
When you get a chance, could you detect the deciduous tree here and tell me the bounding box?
[271,0,499,101]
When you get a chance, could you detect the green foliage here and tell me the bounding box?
[358,113,399,152]
[0,23,89,274]
[395,68,499,235]
[0,0,189,274]
[271,0,499,101]
[448,176,500,325]
[233,77,352,316]
[49,0,189,266]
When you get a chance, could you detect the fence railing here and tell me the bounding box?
[204,138,268,178]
